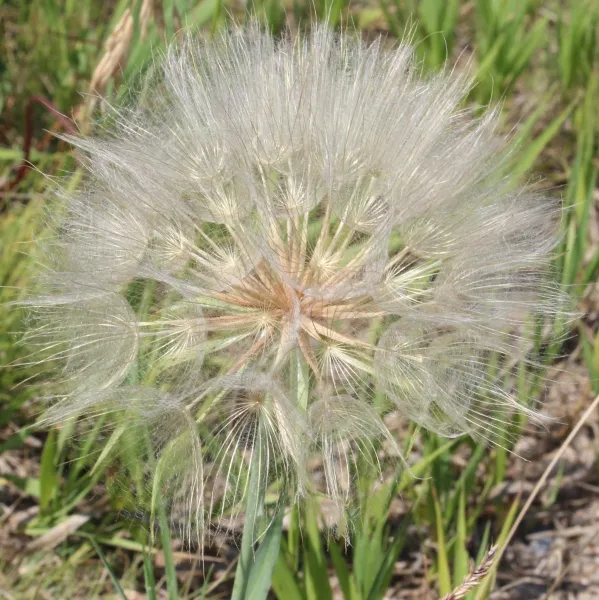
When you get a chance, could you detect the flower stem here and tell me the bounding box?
[231,350,309,598]
[231,424,284,600]
[231,433,264,599]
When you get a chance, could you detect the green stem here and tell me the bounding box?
[231,431,265,600]
[231,347,309,598]
[230,424,284,600]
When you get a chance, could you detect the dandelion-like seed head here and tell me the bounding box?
[29,25,565,543]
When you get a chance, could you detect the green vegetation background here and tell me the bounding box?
[1,0,598,598]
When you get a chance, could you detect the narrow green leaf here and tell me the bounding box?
[465,523,491,600]
[90,537,128,600]
[582,246,599,285]
[303,500,332,600]
[232,429,267,600]
[330,542,356,600]
[444,443,486,523]
[75,533,154,553]
[188,0,225,28]
[287,504,301,571]
[158,506,179,600]
[474,496,520,600]
[0,429,32,454]
[453,488,469,588]
[433,489,452,596]
[495,444,507,485]
[511,97,578,179]
[365,510,414,600]
[163,0,175,40]
[2,475,40,498]
[397,438,458,493]
[272,551,305,600]
[142,546,158,600]
[39,429,58,512]
[245,512,285,600]
[475,522,492,565]
[91,424,125,474]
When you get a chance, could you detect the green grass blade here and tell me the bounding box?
[433,489,452,596]
[453,487,469,588]
[365,509,415,600]
[465,523,492,600]
[158,506,179,600]
[397,438,458,493]
[39,428,58,512]
[510,97,578,180]
[303,500,333,600]
[142,546,158,600]
[231,429,267,600]
[90,537,128,600]
[330,541,357,600]
[287,504,301,571]
[245,512,285,600]
[272,551,305,600]
[474,496,520,600]
[0,428,32,454]
[91,424,125,475]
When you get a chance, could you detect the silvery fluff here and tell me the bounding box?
[27,24,565,542]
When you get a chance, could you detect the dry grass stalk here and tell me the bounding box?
[140,0,157,39]
[88,9,134,100]
[473,392,599,599]
[79,1,157,123]
[440,546,498,600]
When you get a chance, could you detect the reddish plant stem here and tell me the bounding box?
[1,95,78,192]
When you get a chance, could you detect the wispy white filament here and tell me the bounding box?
[27,24,566,542]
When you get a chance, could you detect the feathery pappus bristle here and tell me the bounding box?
[25,23,567,545]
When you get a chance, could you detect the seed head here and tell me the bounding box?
[28,25,564,542]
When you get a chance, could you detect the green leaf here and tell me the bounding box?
[433,489,452,596]
[75,533,154,553]
[444,443,486,523]
[163,0,175,40]
[453,488,469,588]
[2,475,40,498]
[0,429,32,454]
[582,246,599,285]
[245,512,285,600]
[142,545,158,600]
[287,504,301,571]
[91,424,125,475]
[158,505,179,600]
[272,551,305,600]
[90,537,128,600]
[330,542,357,600]
[464,523,492,600]
[474,496,520,600]
[511,96,578,180]
[188,0,223,28]
[40,429,58,512]
[303,500,332,600]
[397,438,458,493]
[365,513,413,600]
[231,428,271,600]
